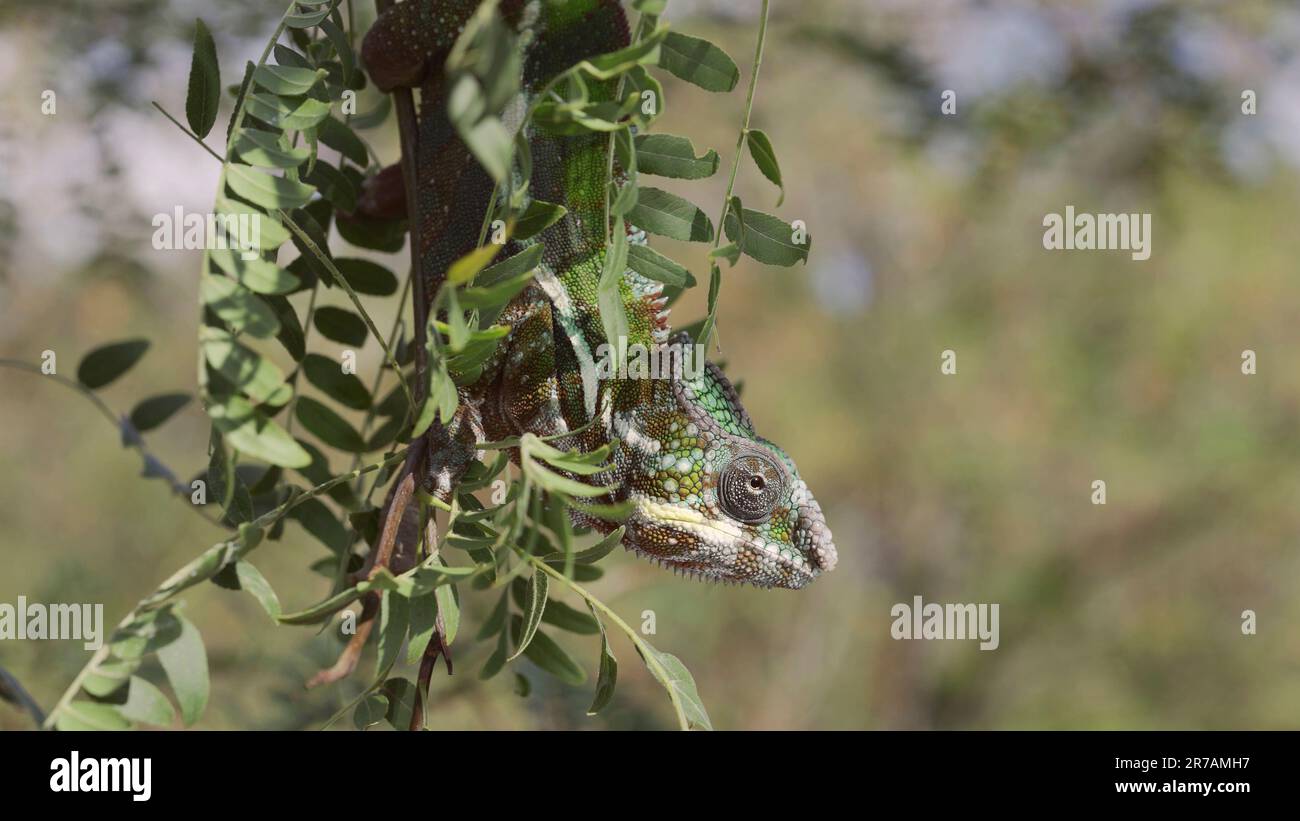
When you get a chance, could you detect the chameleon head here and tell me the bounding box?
[614,362,837,589]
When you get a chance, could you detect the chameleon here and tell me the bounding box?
[358,0,836,589]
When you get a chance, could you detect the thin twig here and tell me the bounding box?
[0,358,224,528]
[0,665,47,728]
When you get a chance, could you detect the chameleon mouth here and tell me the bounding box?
[623,500,821,589]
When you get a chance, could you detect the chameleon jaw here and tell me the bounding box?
[622,499,820,590]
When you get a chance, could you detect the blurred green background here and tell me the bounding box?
[3,0,1299,729]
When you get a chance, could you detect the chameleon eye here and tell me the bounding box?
[719,453,783,523]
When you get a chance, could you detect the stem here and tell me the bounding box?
[602,13,647,237]
[0,665,47,728]
[699,0,769,350]
[525,554,691,731]
[282,281,320,436]
[375,0,429,389]
[0,359,223,528]
[280,215,416,420]
[151,102,223,162]
[350,269,413,475]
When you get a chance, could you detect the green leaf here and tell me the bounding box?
[77,338,149,389]
[479,630,508,680]
[447,243,502,285]
[412,359,458,437]
[723,207,810,266]
[288,497,352,554]
[262,293,307,362]
[56,702,131,731]
[128,393,191,433]
[708,242,741,267]
[639,641,712,730]
[252,64,325,96]
[512,618,586,686]
[216,195,290,251]
[206,395,312,468]
[234,560,281,620]
[272,44,311,69]
[587,605,618,715]
[612,129,639,216]
[233,129,312,168]
[321,19,355,87]
[382,678,418,730]
[513,200,567,241]
[598,216,630,351]
[286,3,332,28]
[334,258,399,296]
[377,591,410,674]
[319,116,368,167]
[628,187,713,242]
[406,591,439,665]
[625,65,664,124]
[354,693,388,729]
[81,658,138,698]
[506,568,547,662]
[549,525,625,566]
[200,274,281,337]
[276,586,363,625]
[201,326,292,406]
[295,396,367,452]
[657,32,739,93]
[312,306,368,346]
[526,463,613,498]
[185,19,221,139]
[301,159,358,213]
[302,353,372,410]
[458,269,535,309]
[745,128,784,206]
[118,676,176,727]
[435,579,460,645]
[627,243,696,288]
[475,243,543,287]
[575,24,666,79]
[209,246,301,295]
[461,115,513,184]
[157,614,209,727]
[227,163,316,210]
[542,599,600,634]
[635,133,719,179]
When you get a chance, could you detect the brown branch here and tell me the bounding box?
[309,0,452,708]
[305,593,380,689]
[409,506,452,730]
[376,0,429,388]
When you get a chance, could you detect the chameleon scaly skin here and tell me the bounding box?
[362,0,836,588]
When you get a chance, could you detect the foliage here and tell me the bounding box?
[22,0,806,732]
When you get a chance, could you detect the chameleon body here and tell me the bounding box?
[362,0,836,588]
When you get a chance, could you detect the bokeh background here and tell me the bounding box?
[3,0,1299,730]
